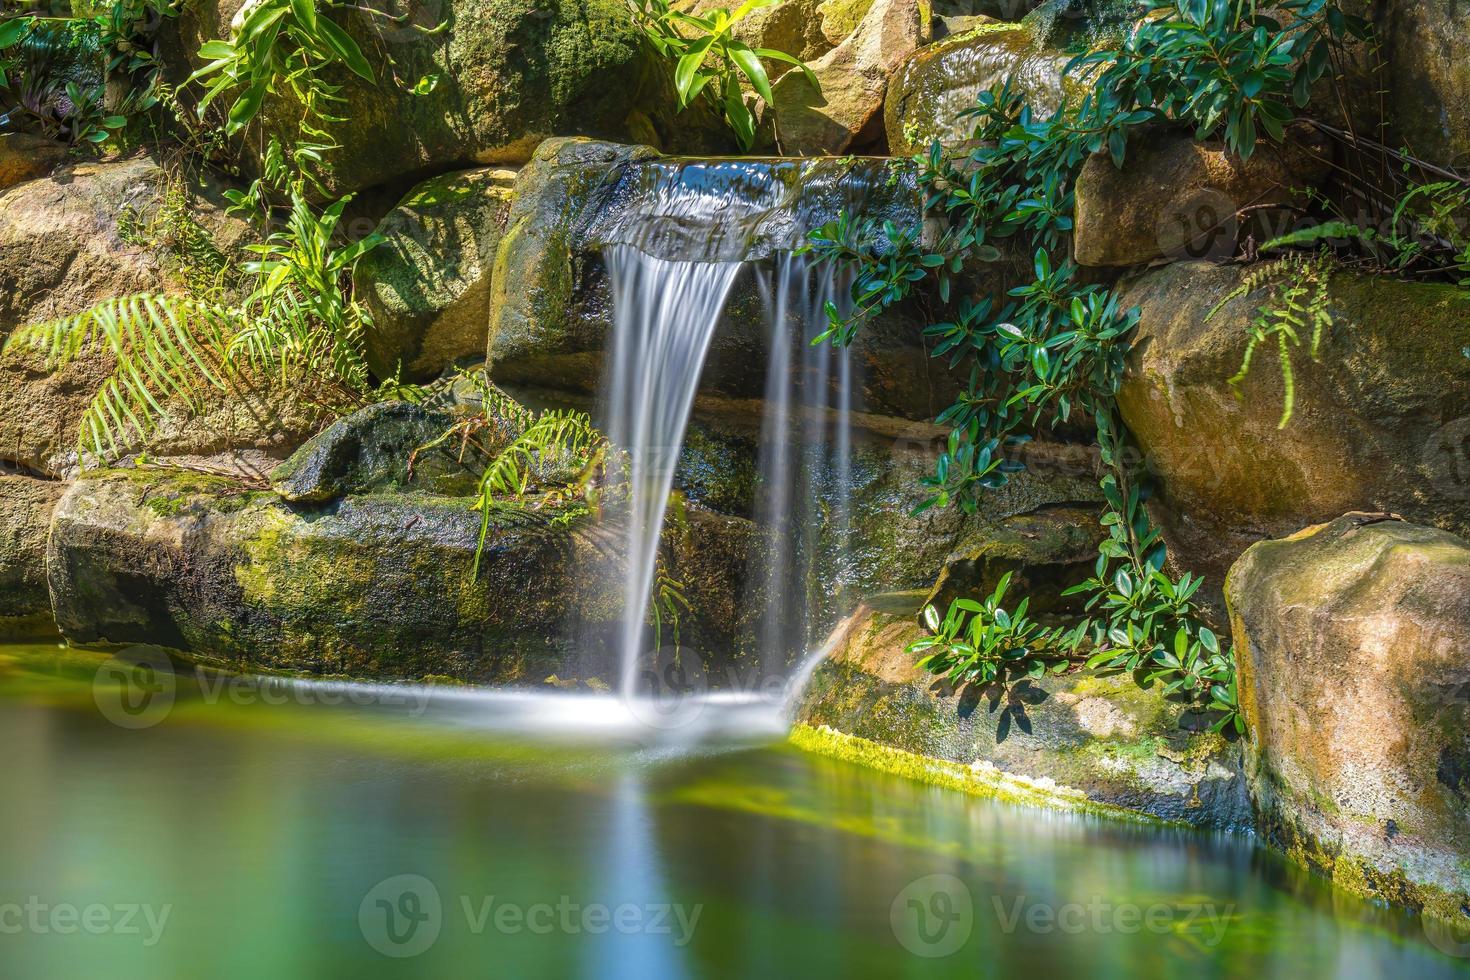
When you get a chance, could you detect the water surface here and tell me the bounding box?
[0,643,1465,979]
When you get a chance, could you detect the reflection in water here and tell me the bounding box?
[0,644,1466,979]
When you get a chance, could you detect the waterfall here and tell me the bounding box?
[593,157,893,699]
[750,254,855,681]
[603,246,742,696]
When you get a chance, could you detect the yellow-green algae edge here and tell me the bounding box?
[790,722,1175,827]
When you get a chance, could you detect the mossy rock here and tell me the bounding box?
[167,0,732,197]
[45,469,770,684]
[883,21,1078,156]
[1116,261,1470,607]
[268,400,482,503]
[1227,513,1470,924]
[795,595,1249,827]
[486,138,954,421]
[356,168,518,382]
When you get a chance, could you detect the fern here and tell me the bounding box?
[3,293,240,458]
[1209,251,1335,428]
[468,406,607,579]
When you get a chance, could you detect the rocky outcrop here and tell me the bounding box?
[884,21,1074,156]
[1116,261,1470,598]
[922,503,1103,615]
[1073,124,1334,268]
[0,134,67,190]
[46,469,620,681]
[356,169,518,381]
[764,0,931,154]
[677,0,837,63]
[1227,513,1470,922]
[1371,1,1470,172]
[486,138,954,420]
[796,595,1250,827]
[268,401,480,503]
[0,154,255,476]
[0,474,65,634]
[169,0,729,197]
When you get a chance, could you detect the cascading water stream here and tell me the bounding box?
[750,254,855,681]
[592,156,894,703]
[603,246,743,697]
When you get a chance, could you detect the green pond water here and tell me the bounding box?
[1,641,1467,979]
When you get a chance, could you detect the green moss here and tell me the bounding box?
[791,723,1168,824]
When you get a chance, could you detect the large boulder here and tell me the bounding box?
[1371,1,1470,172]
[1227,514,1470,922]
[676,0,836,62]
[1116,261,1470,598]
[486,138,953,420]
[0,474,66,635]
[763,0,931,155]
[356,168,517,381]
[0,134,68,191]
[169,0,730,197]
[0,154,258,476]
[268,400,480,503]
[1072,123,1334,268]
[45,467,766,684]
[883,21,1075,156]
[46,468,619,681]
[796,594,1250,827]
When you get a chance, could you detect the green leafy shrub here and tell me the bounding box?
[625,0,818,150]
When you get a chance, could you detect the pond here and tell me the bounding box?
[0,642,1465,979]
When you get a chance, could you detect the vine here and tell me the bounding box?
[804,1,1375,733]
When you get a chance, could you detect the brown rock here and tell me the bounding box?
[1115,261,1470,603]
[764,0,931,155]
[0,133,68,191]
[0,154,255,476]
[1073,123,1334,268]
[1227,514,1470,921]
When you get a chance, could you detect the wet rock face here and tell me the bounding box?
[356,169,518,382]
[268,401,480,503]
[1116,261,1470,602]
[796,599,1250,828]
[0,474,66,633]
[1227,514,1470,921]
[1072,123,1334,268]
[168,0,730,198]
[487,137,955,421]
[884,22,1074,156]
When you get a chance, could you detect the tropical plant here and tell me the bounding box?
[3,189,385,461]
[910,573,1069,688]
[185,0,374,183]
[1071,0,1369,162]
[625,0,818,151]
[410,373,611,577]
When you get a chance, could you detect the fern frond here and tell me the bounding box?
[4,293,242,460]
